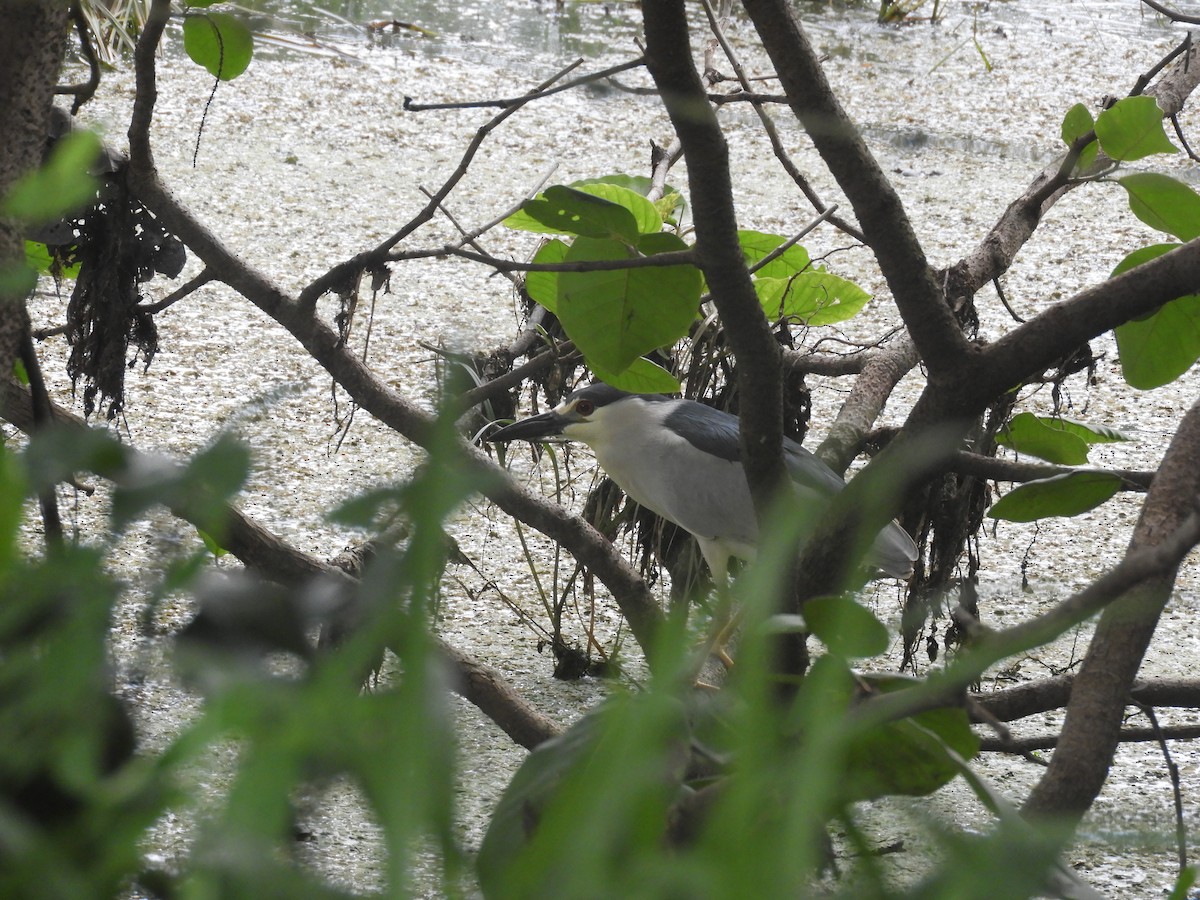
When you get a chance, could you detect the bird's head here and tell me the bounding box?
[487,383,655,448]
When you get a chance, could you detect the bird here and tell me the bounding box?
[488,383,917,584]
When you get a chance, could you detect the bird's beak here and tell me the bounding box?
[487,409,568,442]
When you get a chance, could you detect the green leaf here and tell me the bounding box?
[988,471,1124,522]
[1094,95,1177,161]
[183,13,254,81]
[11,358,28,387]
[197,527,230,557]
[1116,293,1200,388]
[738,230,811,278]
[571,183,662,235]
[995,412,1093,465]
[1049,418,1133,445]
[1060,102,1099,172]
[505,185,648,240]
[1,130,100,227]
[524,239,568,313]
[1112,244,1200,389]
[557,232,700,374]
[1167,866,1198,900]
[571,175,685,222]
[590,357,681,394]
[1061,102,1094,145]
[1118,172,1200,241]
[803,595,889,659]
[24,241,81,279]
[756,271,871,325]
[112,434,250,534]
[843,677,979,801]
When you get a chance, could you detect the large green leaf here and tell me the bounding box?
[988,471,1124,522]
[557,232,700,374]
[1094,95,1177,161]
[995,412,1090,465]
[505,184,656,240]
[756,271,871,325]
[1118,173,1200,241]
[738,230,811,278]
[183,13,254,81]
[1112,243,1200,389]
[803,595,889,659]
[2,130,100,227]
[524,239,568,313]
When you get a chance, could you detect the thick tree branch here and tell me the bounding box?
[739,0,967,375]
[642,0,805,676]
[815,334,920,473]
[1025,398,1200,822]
[641,0,787,511]
[972,675,1200,723]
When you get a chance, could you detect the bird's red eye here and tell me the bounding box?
[575,400,595,416]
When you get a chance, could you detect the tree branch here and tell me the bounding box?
[1025,397,1200,822]
[739,0,968,375]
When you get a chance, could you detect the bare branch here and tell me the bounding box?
[402,56,643,110]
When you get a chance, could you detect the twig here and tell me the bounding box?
[299,58,631,313]
[1131,700,1188,873]
[457,341,580,416]
[55,2,102,113]
[699,0,866,243]
[432,245,697,272]
[851,504,1200,728]
[136,269,215,314]
[1139,0,1200,28]
[430,164,559,256]
[980,722,1200,754]
[402,56,643,110]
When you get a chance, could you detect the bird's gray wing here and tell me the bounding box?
[661,401,744,463]
[782,439,848,496]
[664,400,848,495]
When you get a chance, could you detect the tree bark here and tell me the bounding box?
[1023,398,1200,822]
[0,1,70,370]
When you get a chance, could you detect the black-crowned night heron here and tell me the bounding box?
[489,383,917,583]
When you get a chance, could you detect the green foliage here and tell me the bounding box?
[508,182,872,391]
[1111,244,1200,389]
[756,271,871,325]
[1094,95,1177,161]
[507,180,700,390]
[24,240,82,279]
[803,595,889,658]
[994,412,1128,465]
[988,471,1125,522]
[1,130,101,227]
[183,12,254,80]
[737,229,811,277]
[1119,172,1200,240]
[505,183,660,239]
[557,232,700,376]
[1059,102,1099,171]
[842,679,980,801]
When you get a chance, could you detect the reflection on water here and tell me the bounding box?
[233,0,643,63]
